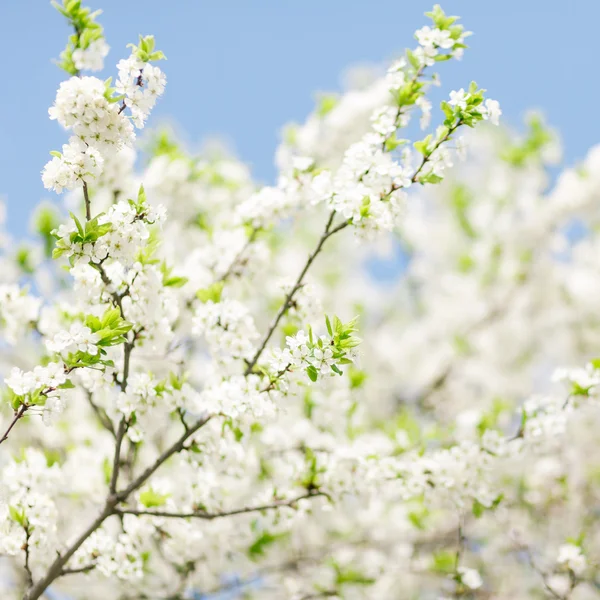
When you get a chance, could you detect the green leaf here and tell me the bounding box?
[70,212,84,236]
[432,550,456,574]
[472,498,485,518]
[196,281,225,304]
[331,364,343,376]
[348,368,367,389]
[9,506,27,527]
[102,457,112,485]
[248,531,288,559]
[306,365,318,382]
[315,93,339,117]
[334,565,375,587]
[139,489,170,508]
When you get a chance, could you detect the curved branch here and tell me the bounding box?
[115,490,326,520]
[0,404,28,447]
[244,211,348,375]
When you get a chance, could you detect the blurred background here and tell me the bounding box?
[0,0,596,237]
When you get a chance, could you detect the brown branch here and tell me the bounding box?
[23,525,33,588]
[23,414,212,600]
[24,498,116,600]
[83,181,92,221]
[86,391,115,437]
[115,414,212,502]
[59,564,97,576]
[115,490,325,520]
[244,211,348,375]
[411,120,462,184]
[218,228,259,282]
[0,404,28,446]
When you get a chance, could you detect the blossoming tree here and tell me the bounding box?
[1,2,599,599]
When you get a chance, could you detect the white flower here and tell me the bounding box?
[47,323,100,356]
[482,99,502,126]
[72,38,110,72]
[42,139,104,193]
[48,76,135,154]
[557,544,587,576]
[116,56,166,128]
[448,89,469,110]
[457,567,482,590]
[416,96,432,130]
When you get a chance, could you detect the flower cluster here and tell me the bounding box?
[46,322,100,356]
[275,316,361,382]
[235,186,293,229]
[44,27,166,193]
[0,284,41,344]
[193,298,260,364]
[116,36,167,128]
[9,3,600,600]
[72,37,109,71]
[42,139,104,193]
[310,135,411,233]
[0,450,61,558]
[52,193,164,267]
[53,0,109,74]
[48,76,135,154]
[4,363,67,403]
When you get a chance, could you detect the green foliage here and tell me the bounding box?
[139,488,170,508]
[196,281,225,304]
[348,367,368,389]
[33,204,62,258]
[431,549,456,574]
[8,506,27,528]
[315,93,339,117]
[302,315,361,381]
[477,397,513,437]
[52,212,112,262]
[449,184,477,239]
[84,307,133,348]
[425,4,459,30]
[331,562,376,587]
[472,494,503,518]
[52,0,105,75]
[247,530,289,559]
[501,115,554,167]
[160,262,188,288]
[15,246,35,275]
[127,34,166,63]
[146,130,186,161]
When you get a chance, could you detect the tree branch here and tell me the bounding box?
[0,404,28,446]
[24,413,212,600]
[218,227,259,282]
[244,211,347,375]
[86,391,115,437]
[23,499,116,600]
[83,181,92,221]
[115,414,212,502]
[115,490,325,520]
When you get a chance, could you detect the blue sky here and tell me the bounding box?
[0,0,597,237]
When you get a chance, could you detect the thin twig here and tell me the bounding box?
[218,228,259,282]
[86,391,115,437]
[244,211,347,375]
[23,525,34,587]
[115,490,325,520]
[116,415,212,502]
[59,564,97,576]
[0,404,28,446]
[24,414,213,600]
[83,181,92,221]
